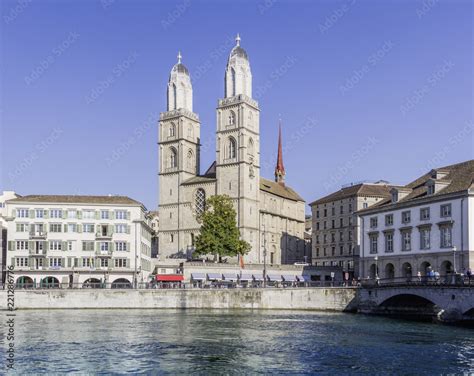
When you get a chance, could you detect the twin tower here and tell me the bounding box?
[158,35,286,261]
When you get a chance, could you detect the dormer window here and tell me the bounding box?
[427,184,435,195]
[391,191,398,203]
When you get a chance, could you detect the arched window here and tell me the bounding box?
[228,137,236,159]
[195,188,206,216]
[231,68,236,96]
[169,123,176,137]
[169,148,177,168]
[186,149,194,170]
[187,124,194,139]
[172,84,177,110]
[247,138,254,156]
[229,111,236,126]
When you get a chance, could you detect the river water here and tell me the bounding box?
[1,309,473,375]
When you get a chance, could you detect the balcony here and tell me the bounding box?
[95,232,112,240]
[29,249,46,257]
[95,249,112,257]
[29,231,47,239]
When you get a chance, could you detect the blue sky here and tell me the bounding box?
[1,0,472,211]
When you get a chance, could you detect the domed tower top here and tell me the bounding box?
[167,51,193,112]
[225,34,252,98]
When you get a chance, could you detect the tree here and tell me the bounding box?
[194,194,251,261]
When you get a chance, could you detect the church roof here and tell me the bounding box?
[260,178,304,202]
[182,176,217,185]
[172,63,189,75]
[230,46,248,61]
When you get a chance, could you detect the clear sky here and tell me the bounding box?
[1,0,472,212]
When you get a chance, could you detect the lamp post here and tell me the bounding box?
[452,246,457,273]
[374,255,379,280]
[263,223,267,288]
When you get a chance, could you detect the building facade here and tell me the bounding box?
[358,161,474,280]
[0,191,20,284]
[157,35,306,265]
[3,195,153,288]
[309,182,391,278]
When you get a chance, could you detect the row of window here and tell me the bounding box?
[14,257,129,268]
[316,217,354,231]
[315,230,353,244]
[316,203,354,218]
[18,223,131,234]
[12,240,129,252]
[369,225,452,253]
[369,204,452,228]
[315,244,354,258]
[16,209,130,220]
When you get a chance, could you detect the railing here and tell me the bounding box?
[95,249,113,257]
[29,231,47,238]
[360,274,473,288]
[95,233,112,239]
[28,249,47,256]
[4,280,353,290]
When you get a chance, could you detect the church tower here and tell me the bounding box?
[275,121,285,184]
[216,35,261,262]
[158,52,201,258]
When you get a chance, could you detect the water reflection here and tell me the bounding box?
[0,310,473,374]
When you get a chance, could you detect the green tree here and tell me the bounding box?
[194,194,251,262]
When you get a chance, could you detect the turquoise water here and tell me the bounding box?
[1,310,473,375]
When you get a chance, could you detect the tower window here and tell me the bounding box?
[195,188,206,216]
[231,68,236,96]
[228,137,236,159]
[186,149,194,170]
[169,123,176,137]
[169,148,178,168]
[229,111,236,125]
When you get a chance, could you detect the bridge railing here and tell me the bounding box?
[361,274,473,288]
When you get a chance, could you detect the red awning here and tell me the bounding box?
[156,274,184,282]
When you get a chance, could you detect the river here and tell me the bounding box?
[1,310,473,374]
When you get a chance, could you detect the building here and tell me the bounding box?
[3,195,153,288]
[358,160,474,280]
[309,182,391,278]
[157,35,306,265]
[0,191,20,284]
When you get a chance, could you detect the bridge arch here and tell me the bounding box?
[379,294,436,309]
[463,308,474,317]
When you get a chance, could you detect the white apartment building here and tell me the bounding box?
[358,160,474,280]
[1,191,20,284]
[3,195,153,288]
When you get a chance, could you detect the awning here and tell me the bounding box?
[223,273,238,281]
[252,274,265,281]
[267,274,282,282]
[156,274,184,282]
[239,274,253,281]
[207,273,222,280]
[300,275,311,282]
[191,273,206,280]
[282,275,297,282]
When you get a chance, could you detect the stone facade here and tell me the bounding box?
[358,161,474,280]
[310,182,391,278]
[157,37,306,265]
[3,195,153,287]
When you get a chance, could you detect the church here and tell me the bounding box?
[158,35,306,265]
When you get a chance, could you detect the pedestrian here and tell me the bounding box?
[417,271,422,283]
[467,268,472,285]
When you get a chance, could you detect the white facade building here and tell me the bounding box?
[358,160,474,280]
[1,191,20,284]
[158,35,306,264]
[3,195,153,288]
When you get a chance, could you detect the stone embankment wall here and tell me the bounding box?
[0,287,358,311]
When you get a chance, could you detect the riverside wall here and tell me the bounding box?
[0,287,359,311]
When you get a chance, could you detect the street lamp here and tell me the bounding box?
[452,246,457,274]
[374,255,379,280]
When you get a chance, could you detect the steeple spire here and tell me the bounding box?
[275,119,285,185]
[236,33,241,46]
[177,51,182,64]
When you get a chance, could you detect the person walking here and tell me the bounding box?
[466,268,472,285]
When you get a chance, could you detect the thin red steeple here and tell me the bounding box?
[275,120,285,185]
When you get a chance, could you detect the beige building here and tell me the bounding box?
[358,160,474,280]
[309,182,391,278]
[158,35,306,265]
[3,195,153,288]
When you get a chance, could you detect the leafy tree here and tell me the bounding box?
[194,194,251,262]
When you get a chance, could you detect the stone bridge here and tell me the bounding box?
[358,285,474,324]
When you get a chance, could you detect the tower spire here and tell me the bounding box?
[177,51,182,64]
[236,33,241,46]
[275,118,285,185]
